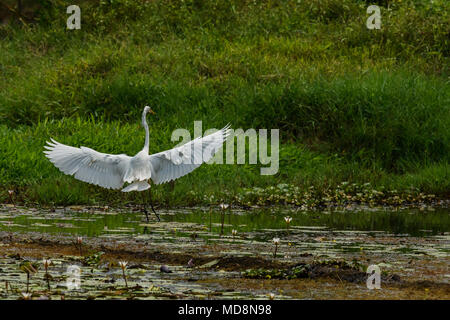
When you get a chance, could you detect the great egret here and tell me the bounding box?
[44,106,231,221]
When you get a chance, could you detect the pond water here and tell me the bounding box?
[0,205,449,300]
[0,206,448,237]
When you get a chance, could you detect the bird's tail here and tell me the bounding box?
[121,181,151,192]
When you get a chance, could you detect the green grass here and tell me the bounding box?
[0,0,449,206]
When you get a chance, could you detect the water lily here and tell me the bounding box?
[268,293,275,300]
[118,261,128,288]
[43,259,51,269]
[272,237,280,258]
[6,221,13,242]
[284,216,292,231]
[118,261,128,270]
[75,236,83,256]
[21,292,32,300]
[7,190,14,205]
[219,204,229,236]
[232,229,237,241]
[42,259,51,290]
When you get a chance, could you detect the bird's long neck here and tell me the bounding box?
[142,112,150,153]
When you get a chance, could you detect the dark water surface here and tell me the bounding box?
[0,206,448,237]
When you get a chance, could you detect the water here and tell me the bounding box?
[0,206,448,237]
[0,205,449,300]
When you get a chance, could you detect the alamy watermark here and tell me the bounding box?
[66,265,81,290]
[171,121,279,175]
[366,264,381,290]
[67,5,81,30]
[366,5,381,30]
[66,4,381,31]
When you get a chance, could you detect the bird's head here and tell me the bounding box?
[142,106,155,127]
[144,106,155,115]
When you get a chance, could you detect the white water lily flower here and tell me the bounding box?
[232,229,237,236]
[8,190,14,195]
[76,236,83,244]
[268,293,275,300]
[272,238,280,245]
[284,216,292,224]
[219,203,230,210]
[42,259,51,269]
[21,292,32,300]
[118,261,128,270]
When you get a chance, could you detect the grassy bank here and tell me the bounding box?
[0,0,449,206]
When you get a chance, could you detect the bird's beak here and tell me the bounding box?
[149,109,156,115]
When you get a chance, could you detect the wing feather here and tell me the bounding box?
[44,139,131,189]
[149,125,231,184]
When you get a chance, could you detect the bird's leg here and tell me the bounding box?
[141,192,150,223]
[148,186,160,222]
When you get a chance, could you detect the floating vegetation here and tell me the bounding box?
[194,183,445,209]
[82,252,105,267]
[243,260,368,282]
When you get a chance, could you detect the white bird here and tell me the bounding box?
[44,106,231,221]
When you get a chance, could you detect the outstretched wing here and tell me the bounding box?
[44,138,131,189]
[149,125,231,184]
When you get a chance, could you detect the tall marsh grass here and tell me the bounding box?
[0,0,448,204]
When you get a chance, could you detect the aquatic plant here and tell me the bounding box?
[42,259,51,290]
[243,260,369,281]
[5,281,10,297]
[118,261,128,288]
[6,221,13,242]
[19,261,39,293]
[284,216,292,232]
[272,238,280,259]
[7,190,14,205]
[21,292,32,300]
[232,183,441,208]
[75,236,83,256]
[83,252,105,266]
[219,203,230,235]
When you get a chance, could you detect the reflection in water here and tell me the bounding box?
[0,206,448,237]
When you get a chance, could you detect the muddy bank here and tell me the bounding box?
[1,231,448,292]
[0,231,291,271]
